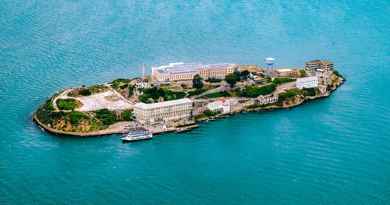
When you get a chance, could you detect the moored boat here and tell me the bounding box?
[121,129,153,142]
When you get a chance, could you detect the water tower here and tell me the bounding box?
[264,57,275,77]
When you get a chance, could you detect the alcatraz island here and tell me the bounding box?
[34,59,345,138]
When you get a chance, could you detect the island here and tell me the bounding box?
[33,60,345,137]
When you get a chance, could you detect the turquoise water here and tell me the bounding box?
[1,1,389,204]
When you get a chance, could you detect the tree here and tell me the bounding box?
[225,71,240,88]
[121,110,134,121]
[57,99,80,110]
[240,70,250,80]
[240,84,277,98]
[95,109,117,125]
[192,74,204,89]
[299,69,306,77]
[272,77,295,85]
[79,88,91,96]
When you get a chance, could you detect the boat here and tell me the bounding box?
[121,129,153,142]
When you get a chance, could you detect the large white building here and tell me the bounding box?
[152,62,237,82]
[296,76,319,89]
[134,98,193,125]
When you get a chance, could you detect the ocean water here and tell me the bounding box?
[1,1,389,204]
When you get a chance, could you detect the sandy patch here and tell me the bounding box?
[75,90,133,111]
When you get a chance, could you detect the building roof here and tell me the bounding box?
[321,60,333,65]
[276,68,293,72]
[306,60,322,64]
[203,63,236,70]
[296,76,318,83]
[134,98,193,110]
[152,63,235,74]
[306,60,333,65]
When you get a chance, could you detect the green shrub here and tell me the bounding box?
[225,71,241,87]
[128,85,134,96]
[88,85,108,94]
[203,91,231,98]
[192,74,204,89]
[299,69,306,77]
[333,70,344,78]
[121,110,134,121]
[95,109,117,125]
[139,87,186,103]
[57,99,80,110]
[36,100,64,124]
[204,109,220,117]
[302,88,317,96]
[278,88,303,102]
[206,78,222,83]
[69,111,88,125]
[240,84,276,98]
[45,100,54,111]
[79,88,91,96]
[112,78,131,89]
[240,70,250,80]
[163,90,186,101]
[272,77,295,85]
[188,88,207,97]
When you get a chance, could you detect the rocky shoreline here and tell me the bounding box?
[196,78,344,123]
[33,61,345,137]
[34,76,344,137]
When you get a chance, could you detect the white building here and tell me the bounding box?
[134,98,193,125]
[315,68,332,85]
[296,76,319,89]
[206,99,233,114]
[256,95,278,105]
[152,62,237,82]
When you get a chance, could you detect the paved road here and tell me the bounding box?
[275,82,296,94]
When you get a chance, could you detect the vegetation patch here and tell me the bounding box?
[57,98,81,110]
[205,78,222,83]
[192,74,204,89]
[111,78,131,89]
[79,88,92,96]
[240,84,276,98]
[272,77,295,85]
[69,84,109,97]
[139,87,186,103]
[333,70,344,78]
[36,99,62,124]
[302,88,318,97]
[299,69,306,77]
[120,110,134,121]
[88,85,109,93]
[204,109,221,117]
[69,111,88,125]
[202,91,231,99]
[194,113,207,121]
[278,88,303,102]
[225,71,241,87]
[95,109,117,126]
[187,88,207,97]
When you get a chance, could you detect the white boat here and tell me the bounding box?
[121,130,153,142]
